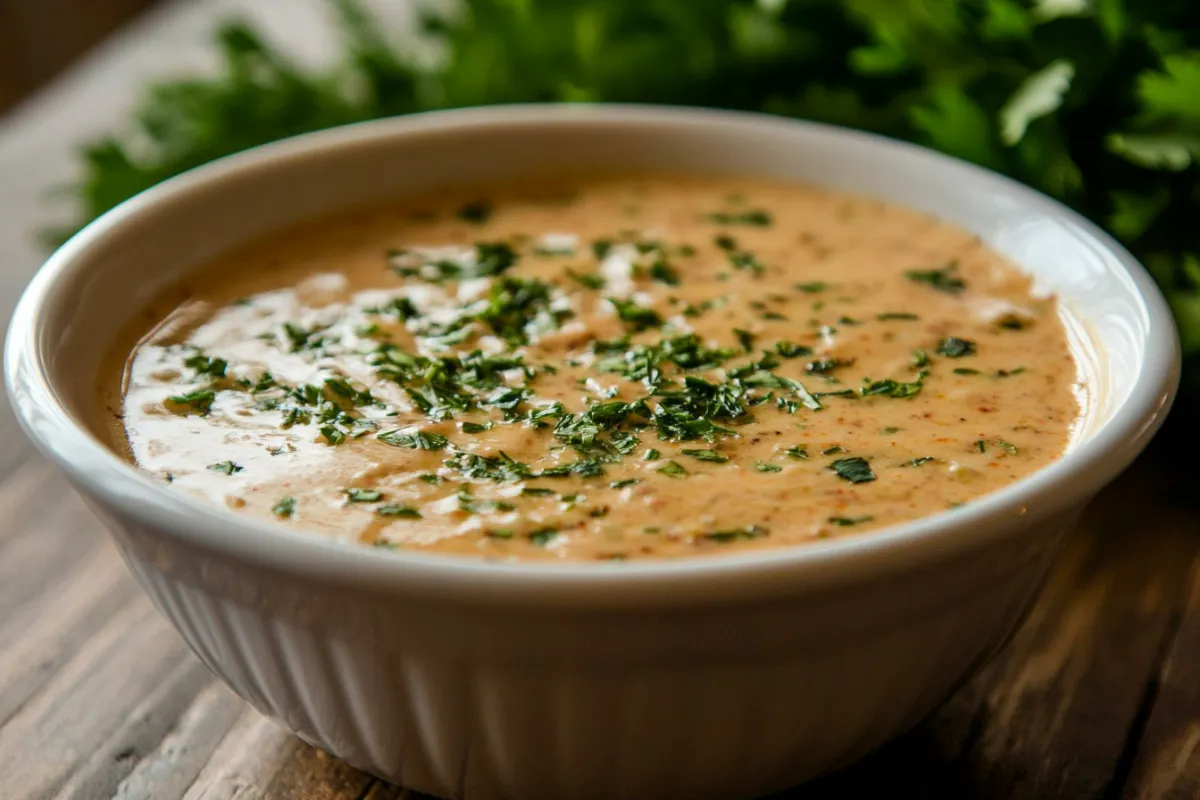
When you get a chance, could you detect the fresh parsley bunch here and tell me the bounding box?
[60,0,1200,388]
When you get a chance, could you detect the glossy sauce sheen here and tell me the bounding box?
[104,176,1080,561]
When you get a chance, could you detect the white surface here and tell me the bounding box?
[3,106,1180,799]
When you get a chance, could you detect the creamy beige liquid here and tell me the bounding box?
[101,175,1080,561]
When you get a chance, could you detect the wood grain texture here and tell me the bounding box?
[1,1,1199,798]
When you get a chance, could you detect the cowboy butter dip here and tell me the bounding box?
[101,175,1080,561]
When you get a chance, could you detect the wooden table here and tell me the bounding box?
[2,3,1199,798]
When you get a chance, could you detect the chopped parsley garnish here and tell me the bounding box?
[937,337,977,358]
[795,282,829,293]
[830,457,875,483]
[462,421,493,433]
[378,429,449,450]
[996,314,1029,330]
[206,460,243,475]
[828,515,874,526]
[643,449,661,461]
[775,341,813,358]
[902,457,937,467]
[706,210,772,226]
[648,260,681,285]
[755,461,782,473]
[378,505,422,518]
[806,358,854,375]
[681,448,729,463]
[520,487,557,497]
[319,425,346,445]
[822,446,847,455]
[953,368,980,375]
[271,496,296,517]
[975,439,1019,455]
[733,328,756,352]
[610,478,640,489]
[785,446,809,460]
[608,298,663,331]
[528,528,558,547]
[456,200,493,223]
[905,263,966,294]
[701,525,768,543]
[877,312,919,321]
[345,488,384,503]
[656,460,688,477]
[996,368,1027,377]
[861,377,923,398]
[165,390,216,415]
[911,349,931,369]
[183,354,228,378]
[565,268,605,289]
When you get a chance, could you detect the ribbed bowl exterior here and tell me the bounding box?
[96,499,1073,800]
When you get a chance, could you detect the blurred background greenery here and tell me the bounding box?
[58,0,1200,391]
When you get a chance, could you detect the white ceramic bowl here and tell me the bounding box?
[5,106,1179,800]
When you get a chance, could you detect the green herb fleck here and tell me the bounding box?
[378,429,449,450]
[707,210,771,226]
[701,525,768,542]
[681,448,729,463]
[271,496,296,517]
[937,337,977,358]
[528,528,558,547]
[165,390,215,415]
[378,504,421,518]
[345,488,384,503]
[207,460,242,475]
[906,264,965,294]
[656,460,688,478]
[828,515,874,526]
[785,445,809,460]
[831,457,875,483]
[902,457,937,467]
[755,461,782,473]
[877,312,919,321]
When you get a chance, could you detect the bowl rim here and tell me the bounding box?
[4,104,1181,607]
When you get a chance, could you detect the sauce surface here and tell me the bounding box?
[103,175,1080,561]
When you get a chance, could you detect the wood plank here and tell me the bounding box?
[113,680,247,800]
[1122,553,1200,800]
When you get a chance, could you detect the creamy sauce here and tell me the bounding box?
[101,175,1080,561]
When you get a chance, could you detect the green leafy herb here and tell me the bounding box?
[795,282,829,294]
[345,488,383,502]
[706,210,771,226]
[937,337,977,358]
[183,353,228,378]
[831,457,876,483]
[861,377,923,398]
[755,461,782,472]
[319,425,346,445]
[785,445,809,460]
[828,515,874,526]
[271,496,296,517]
[902,456,937,467]
[775,341,813,358]
[378,429,449,450]
[975,439,1019,455]
[701,524,768,542]
[906,264,965,294]
[565,268,605,290]
[608,298,663,331]
[165,390,216,415]
[528,528,558,547]
[681,448,729,463]
[609,478,640,489]
[378,504,422,518]
[207,460,243,475]
[733,328,756,352]
[877,312,919,321]
[656,460,688,478]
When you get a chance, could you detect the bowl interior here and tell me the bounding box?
[6,105,1178,597]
